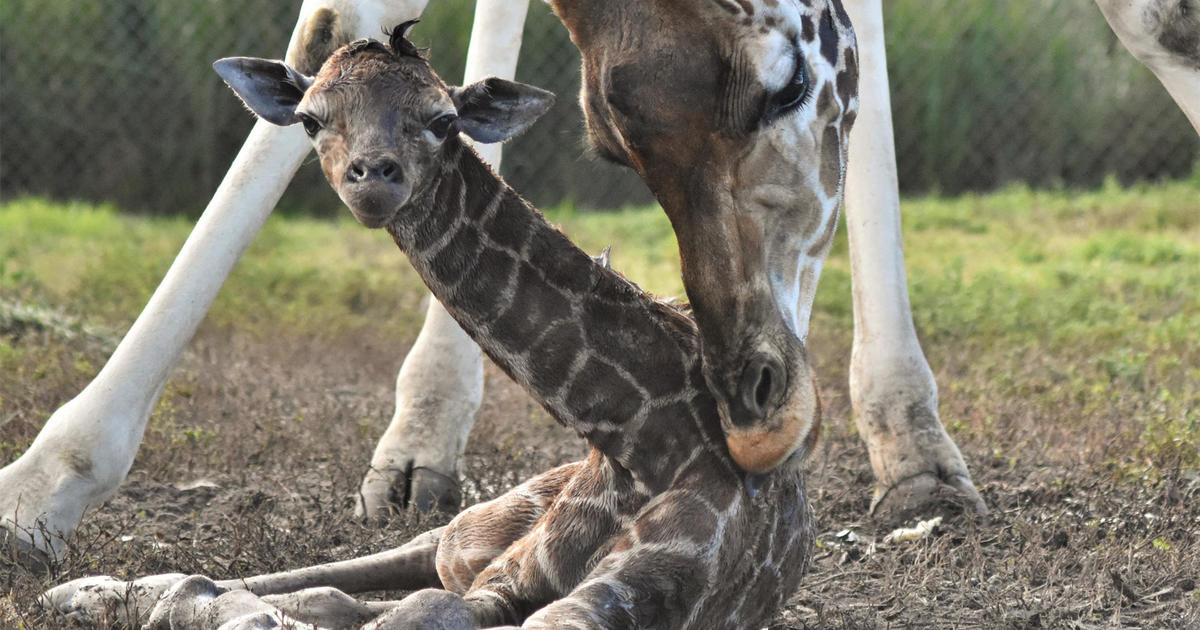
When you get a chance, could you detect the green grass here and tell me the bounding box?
[2,178,1198,472]
[892,180,1200,471]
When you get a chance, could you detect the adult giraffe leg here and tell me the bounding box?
[356,0,532,519]
[840,0,987,520]
[0,0,429,563]
[1095,0,1200,134]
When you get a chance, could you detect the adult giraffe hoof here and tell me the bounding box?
[411,467,462,514]
[869,470,988,524]
[852,381,989,523]
[1,527,50,574]
[364,588,477,630]
[356,465,461,520]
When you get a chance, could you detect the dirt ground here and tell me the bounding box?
[2,314,1198,629]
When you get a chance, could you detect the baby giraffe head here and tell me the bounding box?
[214,19,554,228]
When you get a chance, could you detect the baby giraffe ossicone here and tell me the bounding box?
[45,21,827,630]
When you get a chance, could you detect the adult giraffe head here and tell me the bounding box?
[550,0,859,472]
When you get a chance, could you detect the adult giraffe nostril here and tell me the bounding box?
[734,355,786,425]
[754,365,773,410]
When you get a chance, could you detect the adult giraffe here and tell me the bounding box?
[3,0,1198,562]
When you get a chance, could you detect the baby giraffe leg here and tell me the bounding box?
[41,531,442,625]
[144,575,296,630]
[441,454,627,627]
[43,464,575,626]
[261,588,399,627]
[351,463,580,628]
[365,589,477,630]
[220,527,444,596]
[437,462,580,594]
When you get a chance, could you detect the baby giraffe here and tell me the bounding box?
[45,23,826,630]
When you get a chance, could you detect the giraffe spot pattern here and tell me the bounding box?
[481,193,535,253]
[490,265,573,357]
[428,223,481,287]
[452,247,517,323]
[564,357,649,430]
[527,322,584,393]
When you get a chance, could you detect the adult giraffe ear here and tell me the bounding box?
[449,77,556,144]
[213,57,313,126]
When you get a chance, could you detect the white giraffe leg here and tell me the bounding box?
[356,0,531,519]
[0,0,429,561]
[841,0,987,519]
[1095,0,1200,134]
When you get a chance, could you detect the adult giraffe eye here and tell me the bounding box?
[297,113,322,138]
[765,53,811,122]
[427,113,458,140]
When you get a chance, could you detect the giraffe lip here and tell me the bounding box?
[341,183,410,228]
[724,421,805,474]
[721,370,819,474]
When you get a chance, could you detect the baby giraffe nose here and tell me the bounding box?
[346,156,401,184]
[730,354,787,427]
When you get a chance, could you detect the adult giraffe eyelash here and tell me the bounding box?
[765,51,813,123]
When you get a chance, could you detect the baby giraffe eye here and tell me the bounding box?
[427,113,458,140]
[297,113,322,138]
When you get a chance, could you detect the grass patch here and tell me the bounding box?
[2,179,1198,476]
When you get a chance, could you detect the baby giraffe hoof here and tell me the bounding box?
[364,588,477,630]
[145,574,256,630]
[357,466,461,520]
[40,573,187,626]
[214,610,314,630]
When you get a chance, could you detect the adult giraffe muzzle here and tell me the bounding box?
[551,0,859,473]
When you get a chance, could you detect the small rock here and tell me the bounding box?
[1043,529,1069,549]
[835,529,861,543]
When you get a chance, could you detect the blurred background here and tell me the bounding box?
[1,0,1197,216]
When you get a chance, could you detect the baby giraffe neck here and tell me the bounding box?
[385,137,708,473]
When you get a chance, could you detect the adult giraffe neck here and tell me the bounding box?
[384,137,717,479]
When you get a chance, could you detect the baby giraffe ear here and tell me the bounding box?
[449,78,556,144]
[213,57,313,126]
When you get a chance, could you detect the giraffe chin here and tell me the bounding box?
[725,376,822,475]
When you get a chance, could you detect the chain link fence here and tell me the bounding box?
[2,0,1196,216]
